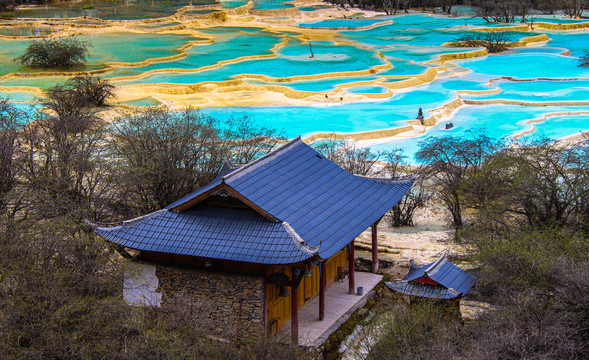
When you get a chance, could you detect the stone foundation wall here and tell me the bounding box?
[155,265,265,340]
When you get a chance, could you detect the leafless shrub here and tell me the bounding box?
[46,75,116,107]
[356,302,464,360]
[16,37,90,69]
[451,31,514,53]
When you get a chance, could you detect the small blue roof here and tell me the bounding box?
[385,281,461,300]
[401,254,478,296]
[96,137,414,264]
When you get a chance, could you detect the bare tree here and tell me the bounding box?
[314,138,381,176]
[0,99,26,216]
[221,113,284,165]
[465,139,589,230]
[20,91,113,221]
[472,0,531,23]
[109,107,284,214]
[381,148,431,227]
[563,0,589,18]
[416,132,501,228]
[0,0,16,13]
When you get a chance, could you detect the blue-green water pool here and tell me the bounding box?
[369,104,589,159]
[0,8,588,160]
[299,18,388,28]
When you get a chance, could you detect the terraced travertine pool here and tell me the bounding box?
[1,1,589,160]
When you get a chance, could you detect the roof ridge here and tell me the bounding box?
[355,174,416,184]
[282,221,320,256]
[424,253,447,276]
[222,136,302,182]
[97,209,168,232]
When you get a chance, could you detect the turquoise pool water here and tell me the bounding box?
[135,22,182,28]
[0,32,194,77]
[348,85,388,94]
[299,18,388,28]
[82,32,195,65]
[462,79,589,102]
[109,29,280,73]
[1,7,588,160]
[532,16,589,24]
[299,5,331,11]
[112,39,386,85]
[0,25,56,36]
[378,59,429,76]
[251,0,295,9]
[221,1,249,8]
[6,0,215,20]
[201,80,463,137]
[0,38,33,75]
[527,114,589,139]
[248,76,380,92]
[546,32,589,57]
[0,90,38,102]
[254,4,295,10]
[370,104,589,159]
[452,52,589,79]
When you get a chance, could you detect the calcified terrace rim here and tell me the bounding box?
[2,2,589,143]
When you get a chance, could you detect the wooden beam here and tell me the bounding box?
[349,241,355,295]
[319,261,326,321]
[371,221,379,273]
[171,184,224,212]
[222,184,279,222]
[173,182,279,223]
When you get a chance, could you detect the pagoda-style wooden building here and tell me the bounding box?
[95,137,413,344]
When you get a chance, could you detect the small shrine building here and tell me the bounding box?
[386,253,478,306]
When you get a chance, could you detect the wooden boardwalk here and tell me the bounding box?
[280,271,383,347]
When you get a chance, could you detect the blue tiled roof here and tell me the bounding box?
[401,254,478,296]
[168,137,414,259]
[403,260,428,282]
[385,281,461,300]
[96,207,313,264]
[96,137,414,264]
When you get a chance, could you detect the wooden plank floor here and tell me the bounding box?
[279,271,383,347]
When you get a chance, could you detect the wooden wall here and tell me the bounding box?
[265,246,349,336]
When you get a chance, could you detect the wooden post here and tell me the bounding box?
[291,283,299,345]
[372,221,379,273]
[319,261,326,321]
[349,241,355,294]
